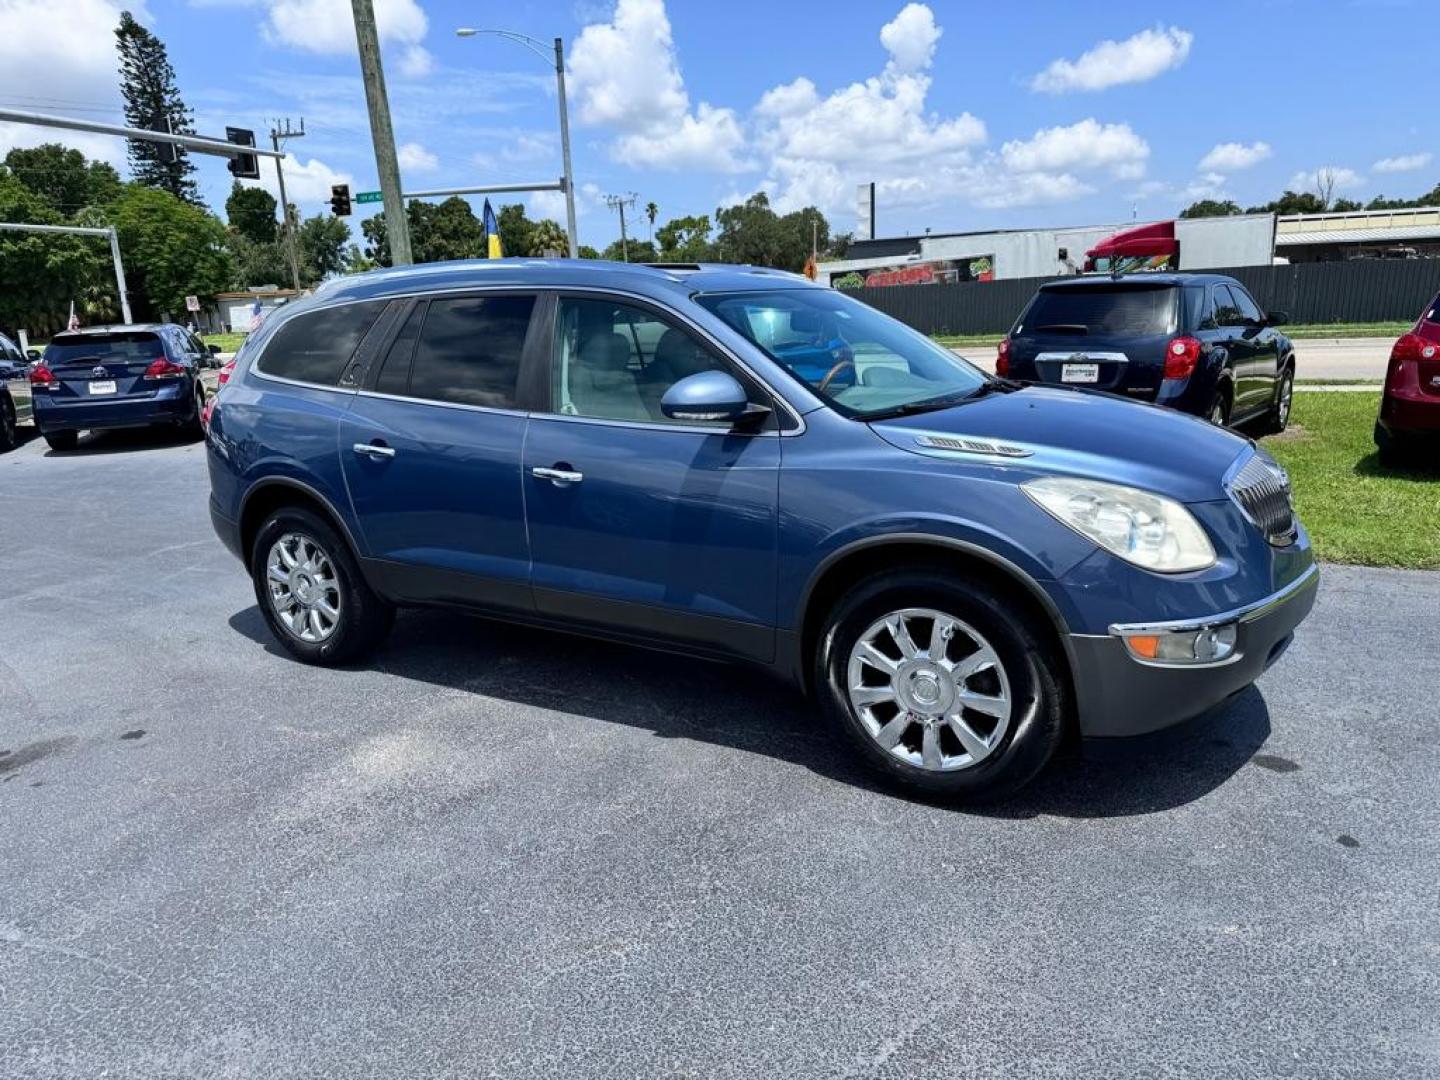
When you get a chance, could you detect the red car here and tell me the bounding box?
[1375,292,1440,465]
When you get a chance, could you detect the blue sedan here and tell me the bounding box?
[205,261,1316,802]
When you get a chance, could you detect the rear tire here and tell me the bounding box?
[1259,365,1294,435]
[1374,422,1410,469]
[815,568,1068,803]
[0,395,16,452]
[181,385,206,441]
[43,429,78,452]
[1207,386,1232,428]
[250,507,394,665]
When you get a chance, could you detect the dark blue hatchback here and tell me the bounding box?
[31,324,213,451]
[206,261,1317,801]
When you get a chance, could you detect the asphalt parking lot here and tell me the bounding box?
[1,429,1437,1079]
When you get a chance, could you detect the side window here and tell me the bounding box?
[258,300,388,385]
[1184,286,1214,331]
[552,297,727,424]
[372,302,423,396]
[1212,286,1243,328]
[1426,294,1440,324]
[407,294,535,409]
[1229,285,1264,325]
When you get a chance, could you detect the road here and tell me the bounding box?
[1,431,1436,1079]
[955,336,1393,381]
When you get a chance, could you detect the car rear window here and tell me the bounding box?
[44,332,162,365]
[256,300,389,386]
[406,295,535,409]
[1019,285,1178,337]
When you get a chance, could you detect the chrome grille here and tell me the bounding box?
[1228,449,1297,546]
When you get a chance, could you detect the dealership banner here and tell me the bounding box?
[833,256,994,289]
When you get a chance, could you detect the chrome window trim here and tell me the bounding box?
[250,368,360,397]
[352,387,527,418]
[1033,351,1130,364]
[525,409,778,439]
[1107,562,1319,637]
[248,282,807,435]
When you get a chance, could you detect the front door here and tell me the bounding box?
[522,294,781,662]
[1227,284,1279,419]
[339,293,541,612]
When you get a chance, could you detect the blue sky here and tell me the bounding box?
[0,0,1433,248]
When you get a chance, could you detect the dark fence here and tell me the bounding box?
[848,259,1440,336]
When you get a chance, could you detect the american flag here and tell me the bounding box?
[248,297,264,333]
[66,301,79,332]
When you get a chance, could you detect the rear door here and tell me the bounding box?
[338,291,541,613]
[1227,284,1278,418]
[42,331,168,402]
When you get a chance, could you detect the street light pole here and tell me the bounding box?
[352,0,412,266]
[456,28,579,258]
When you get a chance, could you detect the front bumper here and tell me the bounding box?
[1065,563,1319,739]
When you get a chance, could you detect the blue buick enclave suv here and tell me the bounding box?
[206,260,1317,801]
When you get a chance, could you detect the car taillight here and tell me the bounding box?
[996,337,1011,377]
[143,358,186,379]
[1164,336,1202,380]
[29,364,56,388]
[1391,333,1438,364]
[216,359,236,387]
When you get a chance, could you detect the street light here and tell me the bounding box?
[455,27,578,258]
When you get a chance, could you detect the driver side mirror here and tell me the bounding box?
[208,344,222,355]
[1265,310,1289,327]
[660,371,755,424]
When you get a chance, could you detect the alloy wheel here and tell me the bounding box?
[846,607,1013,772]
[1277,374,1293,427]
[265,532,343,643]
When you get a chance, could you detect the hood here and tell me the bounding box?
[869,386,1249,503]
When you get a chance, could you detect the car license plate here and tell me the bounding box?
[1061,363,1099,383]
[89,380,117,395]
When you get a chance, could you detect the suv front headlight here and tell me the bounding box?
[1023,476,1216,573]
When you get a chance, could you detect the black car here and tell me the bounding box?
[30,324,215,451]
[0,331,32,452]
[997,274,1295,430]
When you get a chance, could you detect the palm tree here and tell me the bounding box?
[529,219,569,257]
[645,201,658,245]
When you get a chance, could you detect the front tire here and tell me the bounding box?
[1259,365,1294,435]
[815,568,1067,802]
[251,507,394,665]
[0,395,16,452]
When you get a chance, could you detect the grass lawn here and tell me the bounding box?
[201,332,247,354]
[1258,391,1440,569]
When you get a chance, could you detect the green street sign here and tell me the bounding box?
[355,190,384,204]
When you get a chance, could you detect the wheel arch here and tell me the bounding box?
[238,478,363,573]
[795,534,1075,697]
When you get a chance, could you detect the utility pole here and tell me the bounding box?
[605,192,637,261]
[351,0,412,266]
[553,38,578,258]
[270,118,305,292]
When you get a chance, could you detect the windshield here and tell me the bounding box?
[1018,285,1178,337]
[695,288,988,418]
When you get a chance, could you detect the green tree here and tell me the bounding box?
[655,214,712,261]
[602,238,657,262]
[0,173,114,334]
[1331,198,1364,212]
[1367,181,1440,210]
[645,200,658,243]
[1246,190,1327,216]
[712,193,827,272]
[2,144,122,215]
[225,183,277,244]
[298,213,351,282]
[778,206,829,271]
[226,232,289,289]
[110,184,233,319]
[826,231,853,259]
[577,244,600,259]
[1179,199,1242,219]
[529,218,568,256]
[115,11,199,204]
[496,203,534,260]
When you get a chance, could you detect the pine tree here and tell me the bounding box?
[115,11,200,204]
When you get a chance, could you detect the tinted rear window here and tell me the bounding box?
[1020,286,1178,336]
[257,301,388,385]
[407,295,535,409]
[44,332,162,365]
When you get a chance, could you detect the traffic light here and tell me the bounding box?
[330,184,352,217]
[225,127,260,180]
[149,114,178,165]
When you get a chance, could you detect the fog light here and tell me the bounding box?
[1119,623,1237,665]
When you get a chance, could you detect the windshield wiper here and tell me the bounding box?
[862,380,1019,420]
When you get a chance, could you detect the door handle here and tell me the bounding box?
[352,442,396,460]
[531,465,583,485]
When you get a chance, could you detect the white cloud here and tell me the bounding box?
[1373,152,1432,174]
[500,131,555,164]
[397,141,437,173]
[398,44,433,78]
[879,3,942,75]
[1289,166,1365,193]
[568,0,747,171]
[0,0,145,167]
[264,0,427,61]
[245,152,352,211]
[1031,26,1193,94]
[1000,119,1149,176]
[1199,141,1272,172]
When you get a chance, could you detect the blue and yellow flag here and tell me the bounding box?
[482,199,503,258]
